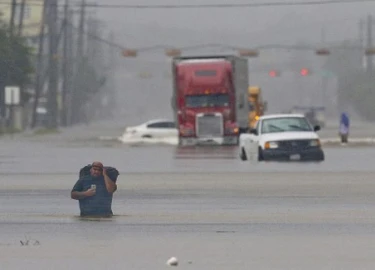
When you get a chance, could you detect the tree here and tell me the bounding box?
[0,17,34,104]
[71,56,107,124]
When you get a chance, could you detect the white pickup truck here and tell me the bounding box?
[239,114,325,162]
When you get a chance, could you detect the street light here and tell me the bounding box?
[315,48,330,56]
[238,49,259,57]
[121,49,137,57]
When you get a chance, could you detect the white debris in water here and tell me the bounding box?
[166,257,178,266]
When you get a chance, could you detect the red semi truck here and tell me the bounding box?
[171,55,249,146]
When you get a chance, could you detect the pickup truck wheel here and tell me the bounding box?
[240,148,247,161]
[258,147,264,161]
[178,138,185,146]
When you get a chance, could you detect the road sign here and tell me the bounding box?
[5,86,20,105]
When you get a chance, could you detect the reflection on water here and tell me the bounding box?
[1,138,375,173]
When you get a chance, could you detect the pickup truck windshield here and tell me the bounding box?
[186,94,229,108]
[261,117,313,134]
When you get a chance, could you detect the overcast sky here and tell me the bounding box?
[79,0,375,124]
[91,0,375,46]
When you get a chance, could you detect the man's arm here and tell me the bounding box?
[71,178,95,200]
[103,168,117,194]
[71,191,90,200]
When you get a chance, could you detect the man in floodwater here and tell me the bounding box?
[71,161,117,217]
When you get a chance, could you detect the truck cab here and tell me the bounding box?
[171,56,249,146]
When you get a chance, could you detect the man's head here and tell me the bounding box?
[90,161,103,177]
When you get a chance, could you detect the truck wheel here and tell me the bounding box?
[258,147,264,161]
[240,148,247,161]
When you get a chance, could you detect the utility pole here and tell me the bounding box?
[87,17,105,121]
[47,0,59,129]
[359,19,364,49]
[9,0,17,38]
[85,16,94,122]
[61,0,69,126]
[320,26,328,107]
[66,8,74,126]
[366,14,373,73]
[71,0,86,125]
[359,18,365,70]
[31,0,48,128]
[18,0,26,36]
[2,0,18,121]
[108,32,116,72]
[108,32,117,115]
[77,0,86,60]
[86,16,93,62]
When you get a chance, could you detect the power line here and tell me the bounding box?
[66,21,124,49]
[82,0,375,9]
[0,0,375,8]
[24,13,368,53]
[65,20,367,52]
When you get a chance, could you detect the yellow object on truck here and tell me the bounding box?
[248,86,267,129]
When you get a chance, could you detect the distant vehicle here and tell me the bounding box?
[171,55,249,146]
[247,86,267,129]
[239,114,325,162]
[290,106,326,128]
[121,119,177,139]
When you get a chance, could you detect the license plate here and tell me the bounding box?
[290,154,301,160]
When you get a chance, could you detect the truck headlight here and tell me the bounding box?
[265,141,278,149]
[309,139,321,147]
[180,127,194,136]
[225,127,239,134]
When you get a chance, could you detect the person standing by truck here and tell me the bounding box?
[339,112,350,144]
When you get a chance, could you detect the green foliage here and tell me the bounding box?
[73,56,107,104]
[0,17,34,89]
[33,127,60,135]
[0,126,22,135]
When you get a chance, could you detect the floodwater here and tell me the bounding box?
[1,121,375,269]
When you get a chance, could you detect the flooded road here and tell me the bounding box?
[1,139,375,174]
[1,120,375,269]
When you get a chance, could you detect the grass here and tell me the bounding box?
[0,127,22,135]
[33,127,60,135]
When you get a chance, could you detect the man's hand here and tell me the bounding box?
[71,188,96,200]
[102,168,117,194]
[84,188,96,197]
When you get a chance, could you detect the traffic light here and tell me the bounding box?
[165,48,181,57]
[315,48,330,56]
[122,49,137,57]
[300,68,310,76]
[268,70,280,77]
[238,49,259,58]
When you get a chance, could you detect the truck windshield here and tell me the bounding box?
[261,117,313,134]
[186,94,229,108]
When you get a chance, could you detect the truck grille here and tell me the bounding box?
[196,114,223,137]
[278,140,310,150]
